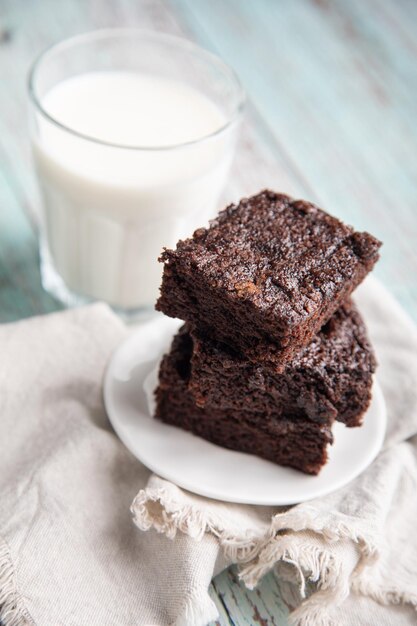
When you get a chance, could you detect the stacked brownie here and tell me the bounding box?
[154,191,381,474]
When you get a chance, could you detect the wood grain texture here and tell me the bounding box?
[0,1,415,624]
[210,567,289,626]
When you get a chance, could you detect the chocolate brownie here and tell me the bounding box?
[154,327,333,475]
[188,300,376,428]
[156,190,381,371]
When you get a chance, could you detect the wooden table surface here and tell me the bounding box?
[1,1,416,624]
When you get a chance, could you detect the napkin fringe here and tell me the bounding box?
[240,537,345,592]
[270,505,378,558]
[0,537,33,626]
[132,487,386,626]
[238,510,378,626]
[242,538,350,626]
[173,589,219,626]
[131,487,265,563]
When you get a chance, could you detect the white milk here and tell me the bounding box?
[33,72,234,309]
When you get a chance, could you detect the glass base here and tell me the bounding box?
[39,238,156,324]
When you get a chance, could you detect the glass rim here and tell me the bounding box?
[27,28,246,151]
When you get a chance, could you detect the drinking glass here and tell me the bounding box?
[28,29,245,315]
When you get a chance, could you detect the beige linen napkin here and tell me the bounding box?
[1,277,417,626]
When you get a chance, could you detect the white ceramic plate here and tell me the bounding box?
[104,316,387,505]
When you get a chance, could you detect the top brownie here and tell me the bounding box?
[156,190,381,370]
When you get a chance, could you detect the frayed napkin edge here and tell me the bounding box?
[131,484,384,626]
[0,536,35,626]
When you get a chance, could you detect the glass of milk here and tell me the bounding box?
[28,29,245,315]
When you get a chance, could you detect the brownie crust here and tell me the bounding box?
[156,190,381,371]
[188,300,376,428]
[155,327,333,475]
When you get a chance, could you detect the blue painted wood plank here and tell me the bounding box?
[212,567,289,626]
[0,168,62,321]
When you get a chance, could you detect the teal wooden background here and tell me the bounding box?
[0,1,416,624]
